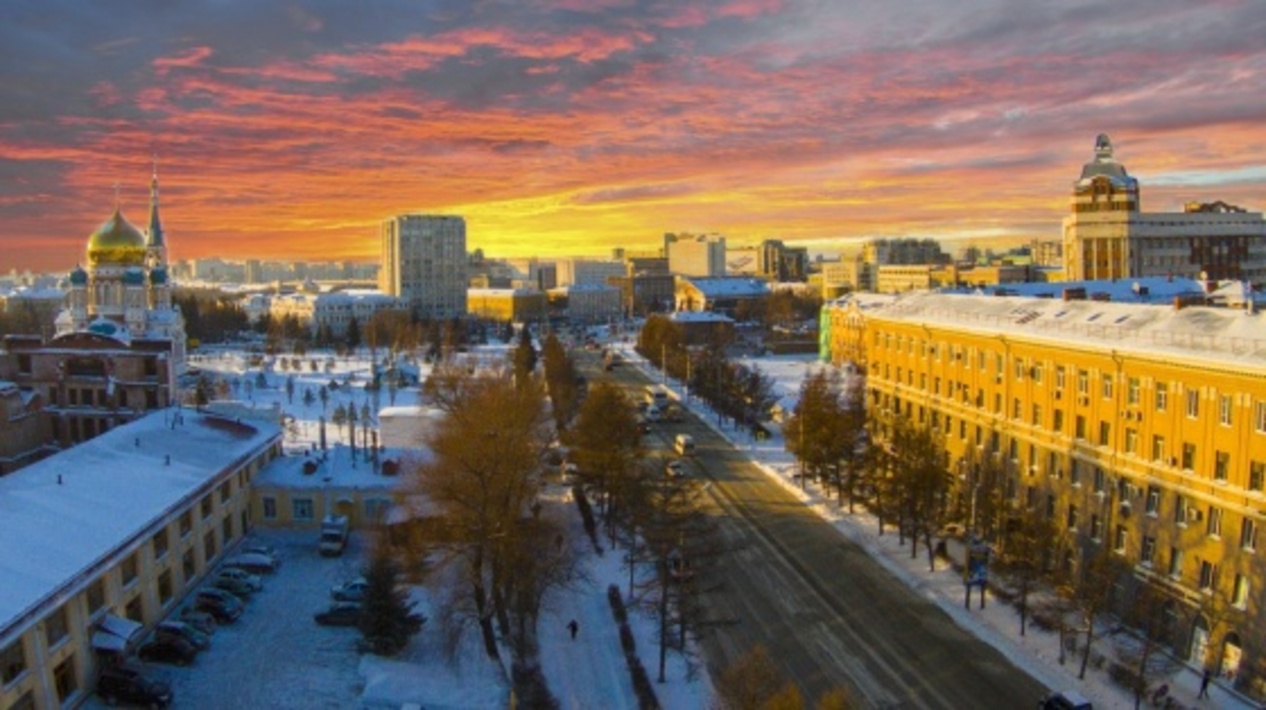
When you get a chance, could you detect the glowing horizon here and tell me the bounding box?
[2,1,1265,273]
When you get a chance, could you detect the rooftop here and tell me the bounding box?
[681,277,771,298]
[0,410,280,640]
[255,443,428,491]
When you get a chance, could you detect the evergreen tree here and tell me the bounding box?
[285,375,296,404]
[357,551,425,656]
[346,316,362,351]
[512,327,537,386]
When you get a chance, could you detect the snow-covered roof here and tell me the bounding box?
[254,443,428,491]
[680,277,771,298]
[865,291,1266,369]
[938,276,1206,303]
[468,287,540,297]
[3,286,64,301]
[669,311,734,324]
[0,410,281,640]
[548,283,618,294]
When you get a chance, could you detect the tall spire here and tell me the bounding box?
[147,154,165,248]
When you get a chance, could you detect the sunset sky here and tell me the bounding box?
[2,0,1265,273]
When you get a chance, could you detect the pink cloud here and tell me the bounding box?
[152,46,214,76]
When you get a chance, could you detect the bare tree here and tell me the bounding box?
[1005,508,1062,636]
[1114,579,1181,710]
[1069,550,1131,679]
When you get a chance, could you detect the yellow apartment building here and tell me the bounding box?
[0,410,280,710]
[824,291,1266,699]
[251,443,418,531]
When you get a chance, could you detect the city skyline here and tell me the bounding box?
[3,1,1265,273]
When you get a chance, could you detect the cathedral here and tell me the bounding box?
[0,166,187,454]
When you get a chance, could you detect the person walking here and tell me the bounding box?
[1198,668,1212,699]
[567,619,579,640]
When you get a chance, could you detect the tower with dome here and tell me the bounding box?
[0,166,187,450]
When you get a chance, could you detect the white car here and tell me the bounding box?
[331,577,370,602]
[222,552,278,574]
[241,544,281,565]
[215,567,263,592]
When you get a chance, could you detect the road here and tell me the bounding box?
[585,351,1046,709]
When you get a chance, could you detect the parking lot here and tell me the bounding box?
[83,530,369,709]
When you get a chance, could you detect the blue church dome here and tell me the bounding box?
[122,268,146,286]
[69,265,88,286]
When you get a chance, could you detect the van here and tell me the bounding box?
[674,434,695,456]
[645,385,669,409]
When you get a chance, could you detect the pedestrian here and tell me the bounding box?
[567,619,579,640]
[1198,668,1212,699]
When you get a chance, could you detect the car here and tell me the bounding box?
[156,620,211,651]
[211,575,257,599]
[240,544,282,566]
[1039,690,1093,710]
[314,602,363,627]
[137,637,198,666]
[331,577,371,603]
[215,567,263,592]
[178,607,217,635]
[96,664,173,708]
[195,588,244,623]
[666,459,686,478]
[222,552,278,574]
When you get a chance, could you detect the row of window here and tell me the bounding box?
[260,495,391,522]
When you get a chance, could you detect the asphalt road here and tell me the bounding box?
[585,351,1047,709]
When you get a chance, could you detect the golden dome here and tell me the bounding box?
[87,208,147,266]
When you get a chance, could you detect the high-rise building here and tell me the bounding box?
[665,232,726,277]
[1062,134,1266,286]
[379,214,467,319]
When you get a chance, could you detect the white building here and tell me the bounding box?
[1062,134,1266,287]
[554,258,626,288]
[379,215,467,319]
[665,233,727,277]
[548,283,622,324]
[268,290,404,337]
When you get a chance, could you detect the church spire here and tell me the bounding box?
[147,154,165,249]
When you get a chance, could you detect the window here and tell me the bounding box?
[1252,462,1265,492]
[1152,435,1166,462]
[1013,398,1022,419]
[1098,421,1111,447]
[1014,359,1025,380]
[222,516,234,544]
[1075,415,1086,439]
[1070,460,1082,486]
[1033,364,1043,384]
[1156,383,1168,411]
[1182,443,1196,470]
[1127,377,1140,405]
[1207,507,1223,537]
[45,606,69,647]
[1053,409,1064,432]
[2,640,26,686]
[203,530,217,563]
[1175,495,1188,525]
[1066,504,1078,531]
[1242,518,1258,551]
[1215,451,1229,482]
[263,496,277,520]
[53,657,77,704]
[179,510,192,537]
[1199,560,1218,591]
[182,549,196,582]
[1186,389,1199,418]
[1032,404,1042,427]
[365,498,391,522]
[1145,486,1160,515]
[1056,366,1066,389]
[201,495,213,519]
[292,498,314,521]
[1256,401,1266,433]
[1219,395,1233,426]
[158,569,174,606]
[121,553,138,586]
[1141,536,1156,565]
[1101,375,1113,399]
[1232,574,1249,608]
[1077,369,1089,394]
[1124,428,1138,454]
[219,481,231,503]
[152,528,169,559]
[1114,525,1127,553]
[1090,514,1102,541]
[1093,467,1106,493]
[1168,547,1183,578]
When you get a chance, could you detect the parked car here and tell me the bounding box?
[137,637,198,666]
[240,543,282,567]
[216,567,263,591]
[178,607,217,635]
[211,575,257,599]
[330,577,370,603]
[96,664,173,708]
[1039,690,1093,710]
[314,602,363,627]
[156,620,211,651]
[222,552,278,574]
[665,459,686,478]
[195,588,244,623]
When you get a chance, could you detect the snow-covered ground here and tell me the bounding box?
[113,335,1255,709]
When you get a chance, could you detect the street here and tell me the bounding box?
[585,350,1047,708]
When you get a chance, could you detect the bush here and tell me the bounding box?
[607,585,660,709]
[511,660,559,710]
[574,486,601,551]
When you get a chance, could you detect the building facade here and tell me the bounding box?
[466,288,546,324]
[1062,135,1266,287]
[0,411,281,710]
[554,259,626,288]
[674,276,770,316]
[825,291,1266,699]
[547,284,622,324]
[665,233,727,277]
[268,290,405,338]
[379,215,468,319]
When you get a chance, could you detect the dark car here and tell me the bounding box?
[194,588,244,623]
[314,602,363,627]
[97,665,173,708]
[178,607,217,635]
[1039,691,1093,710]
[156,620,211,651]
[137,637,198,666]
[211,575,257,599]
